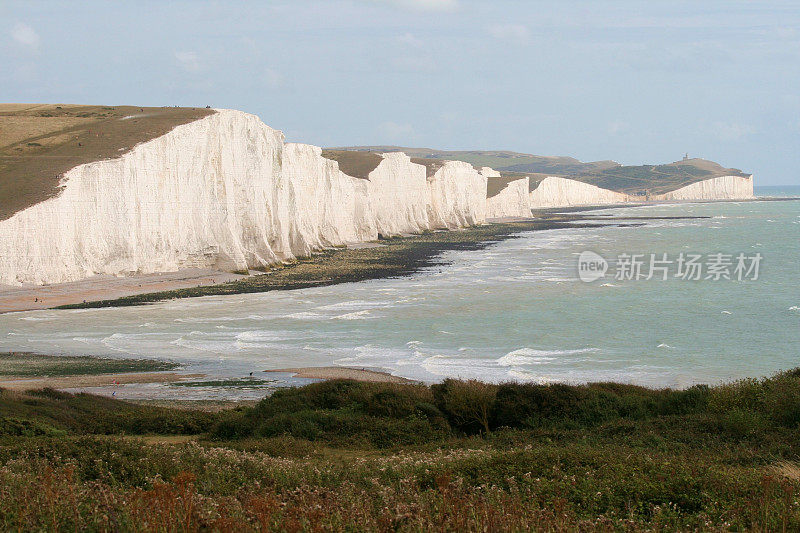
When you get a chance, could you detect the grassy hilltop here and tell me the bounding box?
[336,146,750,195]
[1,367,799,530]
[0,104,213,221]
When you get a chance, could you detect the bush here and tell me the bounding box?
[492,382,623,429]
[713,408,768,438]
[0,417,65,437]
[210,380,449,447]
[707,371,800,428]
[433,379,497,434]
[0,388,215,435]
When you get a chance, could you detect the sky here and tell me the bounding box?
[2,0,799,185]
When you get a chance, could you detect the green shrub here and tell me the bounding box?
[707,371,800,428]
[433,379,497,434]
[0,417,66,437]
[211,380,449,446]
[656,384,710,415]
[713,409,768,438]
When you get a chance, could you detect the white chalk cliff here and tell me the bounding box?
[0,110,490,285]
[0,108,756,286]
[426,161,487,230]
[651,175,754,201]
[483,169,531,219]
[529,176,631,208]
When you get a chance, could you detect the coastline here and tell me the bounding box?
[3,198,784,314]
[48,216,605,311]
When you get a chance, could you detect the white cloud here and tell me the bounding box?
[174,51,201,72]
[487,23,531,45]
[607,120,629,135]
[398,32,423,48]
[712,122,753,142]
[261,68,284,89]
[11,22,39,50]
[378,121,415,142]
[368,0,458,12]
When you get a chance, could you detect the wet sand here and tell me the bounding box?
[266,366,417,384]
[0,268,247,313]
[0,371,205,391]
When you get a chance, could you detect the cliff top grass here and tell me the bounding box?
[320,149,382,180]
[0,369,799,529]
[336,146,749,195]
[334,145,618,176]
[485,172,548,198]
[572,158,751,195]
[409,157,445,178]
[486,174,525,198]
[0,104,214,221]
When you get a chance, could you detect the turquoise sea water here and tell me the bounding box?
[1,194,798,395]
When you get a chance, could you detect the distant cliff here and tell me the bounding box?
[338,147,752,198]
[651,175,754,201]
[529,177,631,208]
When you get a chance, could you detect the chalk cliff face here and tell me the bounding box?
[426,161,487,230]
[1,110,285,284]
[0,110,490,285]
[529,177,631,208]
[483,169,531,219]
[364,152,429,236]
[281,143,377,255]
[651,175,754,201]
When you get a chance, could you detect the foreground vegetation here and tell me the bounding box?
[1,369,799,531]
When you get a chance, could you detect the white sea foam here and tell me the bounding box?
[331,310,372,320]
[497,347,599,367]
[284,312,323,320]
[235,331,287,343]
[317,300,389,311]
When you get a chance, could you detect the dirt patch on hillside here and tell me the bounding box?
[409,157,445,179]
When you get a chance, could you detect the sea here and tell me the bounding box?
[1,186,798,398]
